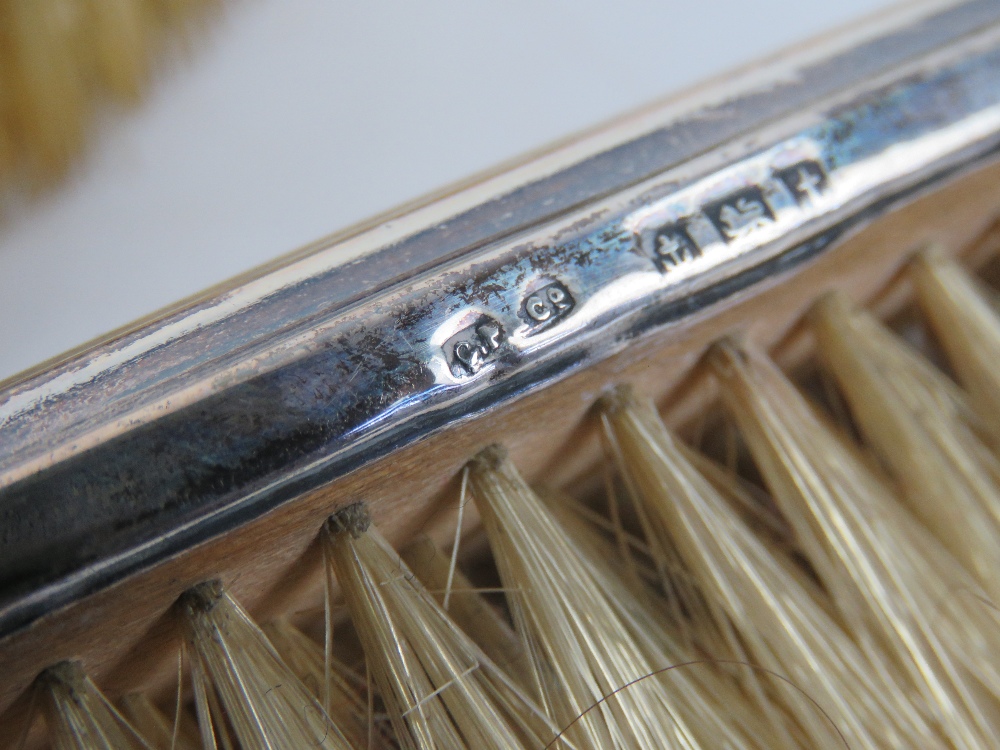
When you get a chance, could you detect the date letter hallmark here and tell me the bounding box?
[521,281,575,331]
[444,316,505,376]
[775,160,827,204]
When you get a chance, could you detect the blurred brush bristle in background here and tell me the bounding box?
[0,0,218,199]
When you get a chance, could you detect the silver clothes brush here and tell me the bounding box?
[5,1,1000,747]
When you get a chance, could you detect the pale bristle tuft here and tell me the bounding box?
[399,537,533,688]
[595,383,637,415]
[812,291,1000,603]
[118,693,198,750]
[470,444,508,471]
[180,580,355,749]
[912,249,1000,441]
[0,0,218,194]
[323,512,560,750]
[601,391,943,749]
[39,661,152,750]
[261,619,376,750]
[468,448,784,750]
[709,338,1000,749]
[328,502,373,539]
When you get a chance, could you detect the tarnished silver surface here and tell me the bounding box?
[1,0,1000,635]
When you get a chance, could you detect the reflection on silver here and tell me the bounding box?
[1,2,1000,635]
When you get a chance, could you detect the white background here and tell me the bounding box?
[0,0,900,381]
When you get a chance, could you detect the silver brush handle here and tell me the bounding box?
[2,0,1000,636]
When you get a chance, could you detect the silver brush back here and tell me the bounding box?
[2,0,1000,712]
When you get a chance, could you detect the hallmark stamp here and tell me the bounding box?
[775,160,827,204]
[704,186,775,241]
[521,281,574,330]
[651,224,701,272]
[632,142,830,275]
[444,316,505,375]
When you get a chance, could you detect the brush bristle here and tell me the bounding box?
[710,337,1000,748]
[468,446,782,749]
[261,619,375,750]
[399,537,532,687]
[181,581,354,749]
[39,661,151,750]
[22,248,1000,750]
[0,0,217,196]
[117,692,199,750]
[812,290,1000,604]
[601,390,942,749]
[913,248,1000,438]
[323,510,561,750]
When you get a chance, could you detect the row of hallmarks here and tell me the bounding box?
[648,158,827,273]
[441,143,830,378]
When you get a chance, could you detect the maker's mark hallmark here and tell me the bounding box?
[444,316,505,376]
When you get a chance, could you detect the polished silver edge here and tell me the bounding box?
[1,0,997,481]
[2,2,1000,635]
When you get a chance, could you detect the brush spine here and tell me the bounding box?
[3,3,1000,639]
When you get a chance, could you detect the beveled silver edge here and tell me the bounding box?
[0,0,995,478]
[2,2,1000,637]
